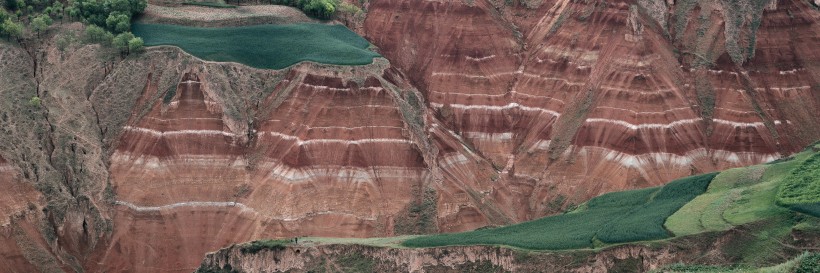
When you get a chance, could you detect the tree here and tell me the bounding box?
[127,36,142,54]
[2,18,23,41]
[105,12,129,33]
[50,2,63,22]
[28,96,41,107]
[84,24,113,44]
[129,0,147,15]
[0,9,8,23]
[65,6,79,20]
[56,33,75,53]
[31,14,52,38]
[112,31,133,53]
[4,0,19,10]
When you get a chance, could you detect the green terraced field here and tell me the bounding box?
[132,23,380,69]
[666,149,817,236]
[401,173,718,250]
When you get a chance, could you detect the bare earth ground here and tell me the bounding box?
[138,4,319,27]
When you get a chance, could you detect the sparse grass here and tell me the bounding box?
[132,23,380,70]
[402,173,717,250]
[337,253,375,273]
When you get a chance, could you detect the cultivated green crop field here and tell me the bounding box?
[132,23,380,69]
[401,173,718,250]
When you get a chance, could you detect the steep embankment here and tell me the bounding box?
[361,0,820,222]
[197,144,820,272]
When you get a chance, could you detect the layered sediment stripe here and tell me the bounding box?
[527,140,780,167]
[583,117,781,130]
[123,126,235,137]
[114,200,378,221]
[258,163,423,184]
[430,102,561,117]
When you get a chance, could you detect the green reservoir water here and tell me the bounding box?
[132,23,380,69]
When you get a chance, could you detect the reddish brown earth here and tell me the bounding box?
[0,1,818,272]
[362,0,820,220]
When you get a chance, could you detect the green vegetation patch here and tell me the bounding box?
[796,252,820,273]
[777,152,820,205]
[665,150,820,236]
[597,173,716,244]
[132,22,380,70]
[239,239,290,254]
[402,173,717,250]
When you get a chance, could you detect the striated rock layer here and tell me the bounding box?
[362,0,820,219]
[0,1,818,271]
[90,55,448,272]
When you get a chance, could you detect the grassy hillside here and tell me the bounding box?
[132,23,380,69]
[403,143,820,251]
[667,143,820,237]
[402,173,718,250]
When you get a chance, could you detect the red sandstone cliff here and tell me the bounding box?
[361,0,820,220]
[0,0,817,272]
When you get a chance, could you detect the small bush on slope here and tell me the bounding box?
[796,252,820,273]
[239,239,290,254]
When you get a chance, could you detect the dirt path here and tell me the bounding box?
[138,4,320,27]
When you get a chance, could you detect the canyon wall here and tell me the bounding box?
[0,0,817,271]
[361,0,820,220]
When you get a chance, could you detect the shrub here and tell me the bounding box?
[112,31,134,53]
[796,252,820,273]
[85,24,113,44]
[105,12,131,33]
[30,14,52,37]
[127,36,143,53]
[2,18,24,40]
[265,0,337,19]
[70,0,147,33]
[28,96,41,107]
[239,239,289,254]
